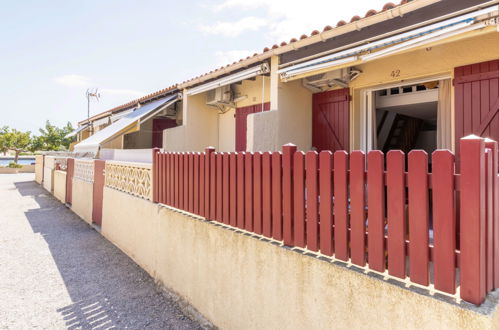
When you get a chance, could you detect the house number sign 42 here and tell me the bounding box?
[390,69,401,78]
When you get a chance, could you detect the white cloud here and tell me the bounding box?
[54,74,92,87]
[214,49,257,67]
[208,0,390,42]
[199,16,267,37]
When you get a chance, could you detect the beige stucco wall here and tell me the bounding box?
[233,75,271,108]
[276,79,312,150]
[247,79,312,152]
[101,187,499,329]
[42,157,55,192]
[247,110,279,152]
[163,93,219,151]
[35,155,44,184]
[19,164,36,173]
[71,178,93,224]
[218,108,236,152]
[53,170,67,203]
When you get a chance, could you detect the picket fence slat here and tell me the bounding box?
[170,153,174,206]
[306,151,319,252]
[272,152,283,240]
[483,140,498,289]
[319,151,333,256]
[189,153,194,213]
[367,151,385,272]
[200,153,205,217]
[350,151,365,266]
[222,153,230,224]
[408,150,430,286]
[194,153,200,215]
[334,151,348,261]
[185,153,189,211]
[432,150,456,294]
[229,153,237,227]
[485,149,493,292]
[175,153,179,209]
[236,153,245,228]
[245,153,254,232]
[293,152,306,248]
[283,145,296,246]
[253,152,263,234]
[387,151,406,279]
[210,152,216,221]
[262,152,272,238]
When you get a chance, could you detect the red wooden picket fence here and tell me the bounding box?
[152,135,499,306]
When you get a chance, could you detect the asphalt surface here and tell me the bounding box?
[0,173,203,330]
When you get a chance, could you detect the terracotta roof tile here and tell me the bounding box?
[350,15,362,22]
[383,2,397,10]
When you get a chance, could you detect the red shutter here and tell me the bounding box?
[235,102,270,152]
[312,88,350,152]
[455,60,499,149]
[152,118,177,148]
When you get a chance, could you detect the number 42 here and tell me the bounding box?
[390,69,400,78]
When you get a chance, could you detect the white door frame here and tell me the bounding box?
[359,75,451,153]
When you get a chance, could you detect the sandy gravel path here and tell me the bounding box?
[0,173,202,330]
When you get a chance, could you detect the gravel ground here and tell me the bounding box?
[0,173,203,330]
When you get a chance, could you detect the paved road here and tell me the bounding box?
[0,174,203,330]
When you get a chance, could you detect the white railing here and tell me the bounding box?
[104,161,152,200]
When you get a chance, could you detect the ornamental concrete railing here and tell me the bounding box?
[73,159,95,183]
[104,161,152,201]
[152,135,499,306]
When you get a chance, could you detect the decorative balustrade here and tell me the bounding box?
[74,159,95,183]
[105,161,152,200]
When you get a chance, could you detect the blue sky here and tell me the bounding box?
[2,0,389,133]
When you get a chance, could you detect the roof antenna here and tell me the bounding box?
[86,88,101,134]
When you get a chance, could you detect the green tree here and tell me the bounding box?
[3,129,31,163]
[0,126,9,155]
[28,135,44,153]
[36,120,75,151]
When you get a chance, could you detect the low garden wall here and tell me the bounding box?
[35,155,44,184]
[71,159,94,224]
[19,164,36,173]
[42,156,55,192]
[53,170,67,203]
[101,187,499,330]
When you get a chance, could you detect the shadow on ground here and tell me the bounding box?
[16,180,201,330]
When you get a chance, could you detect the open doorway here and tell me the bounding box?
[373,81,440,154]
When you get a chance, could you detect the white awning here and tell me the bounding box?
[65,124,89,138]
[279,6,498,80]
[74,94,179,155]
[110,109,134,122]
[186,63,270,96]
